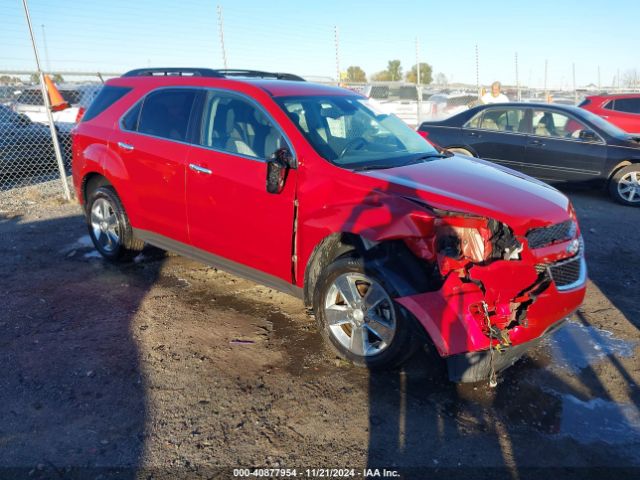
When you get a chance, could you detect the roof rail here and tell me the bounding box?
[214,70,306,82]
[122,68,224,77]
[121,68,305,82]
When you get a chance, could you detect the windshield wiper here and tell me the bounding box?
[352,164,399,171]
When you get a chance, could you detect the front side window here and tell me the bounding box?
[613,98,640,114]
[137,89,196,142]
[532,110,588,139]
[198,91,286,160]
[277,95,438,169]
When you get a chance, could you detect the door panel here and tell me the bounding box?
[462,107,529,173]
[186,90,296,282]
[186,149,296,281]
[524,109,607,183]
[111,88,197,243]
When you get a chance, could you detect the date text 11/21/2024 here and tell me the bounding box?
[232,468,400,478]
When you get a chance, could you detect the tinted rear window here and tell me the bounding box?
[82,86,131,122]
[137,89,197,142]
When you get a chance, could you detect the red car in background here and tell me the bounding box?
[579,94,640,134]
[72,68,587,383]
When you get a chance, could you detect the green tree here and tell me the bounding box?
[52,73,64,83]
[386,60,402,81]
[30,73,39,84]
[346,66,366,82]
[371,70,392,81]
[406,63,433,85]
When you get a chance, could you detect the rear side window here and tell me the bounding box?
[121,102,141,131]
[613,98,640,114]
[604,100,615,110]
[82,86,131,122]
[137,89,197,142]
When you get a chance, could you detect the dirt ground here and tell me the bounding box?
[0,184,639,480]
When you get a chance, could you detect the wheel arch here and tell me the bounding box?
[607,159,639,182]
[445,145,479,157]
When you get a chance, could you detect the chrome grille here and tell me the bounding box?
[526,220,576,249]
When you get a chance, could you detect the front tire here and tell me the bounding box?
[313,255,420,369]
[609,164,640,206]
[86,186,144,261]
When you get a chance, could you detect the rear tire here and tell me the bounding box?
[609,164,640,206]
[313,255,420,369]
[86,186,144,261]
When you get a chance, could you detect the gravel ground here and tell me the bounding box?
[0,182,639,480]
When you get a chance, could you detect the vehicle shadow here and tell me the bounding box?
[0,211,161,479]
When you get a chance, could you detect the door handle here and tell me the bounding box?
[189,163,212,175]
[117,141,134,151]
[528,139,546,147]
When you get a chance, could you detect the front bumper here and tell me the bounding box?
[446,317,567,382]
[395,252,587,359]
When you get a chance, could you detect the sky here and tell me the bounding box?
[1,0,638,89]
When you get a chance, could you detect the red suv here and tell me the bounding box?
[579,94,640,134]
[72,68,587,382]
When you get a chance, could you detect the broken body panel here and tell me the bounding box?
[294,154,586,381]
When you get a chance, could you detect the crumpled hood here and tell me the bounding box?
[361,155,571,233]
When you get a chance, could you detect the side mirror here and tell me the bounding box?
[266,147,293,194]
[579,130,597,141]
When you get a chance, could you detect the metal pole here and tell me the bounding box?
[334,26,340,85]
[21,0,70,200]
[475,44,480,99]
[598,65,601,92]
[515,52,521,102]
[217,5,228,69]
[415,37,422,125]
[572,63,577,104]
[40,24,50,72]
[544,59,548,102]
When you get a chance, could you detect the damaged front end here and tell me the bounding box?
[392,204,587,383]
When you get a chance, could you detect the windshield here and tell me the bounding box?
[276,95,439,170]
[578,108,628,138]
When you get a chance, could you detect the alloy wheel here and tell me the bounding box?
[323,272,396,357]
[618,171,640,203]
[90,198,120,253]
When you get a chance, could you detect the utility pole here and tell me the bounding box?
[40,24,50,72]
[21,0,70,200]
[415,37,422,124]
[475,44,480,99]
[515,52,521,102]
[334,26,340,85]
[572,62,577,104]
[544,59,548,102]
[217,5,228,69]
[617,68,620,91]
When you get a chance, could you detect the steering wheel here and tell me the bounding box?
[339,137,369,158]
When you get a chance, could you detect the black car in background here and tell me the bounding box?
[0,105,71,178]
[418,103,640,205]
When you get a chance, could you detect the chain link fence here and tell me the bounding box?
[0,72,108,199]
